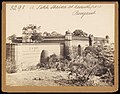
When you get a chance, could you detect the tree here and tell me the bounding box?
[51,31,62,36]
[37,33,43,42]
[22,27,28,31]
[51,31,58,36]
[31,32,38,42]
[22,24,42,42]
[43,32,48,36]
[49,54,60,68]
[73,29,88,37]
[49,54,59,63]
[31,33,43,42]
[7,34,16,43]
[73,29,83,36]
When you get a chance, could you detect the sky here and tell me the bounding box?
[6,4,115,43]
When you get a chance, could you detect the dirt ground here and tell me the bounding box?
[6,68,69,86]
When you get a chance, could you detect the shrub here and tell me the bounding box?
[56,59,70,71]
[48,53,60,68]
[67,43,114,86]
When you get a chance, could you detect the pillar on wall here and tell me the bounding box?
[89,34,94,46]
[27,36,31,42]
[7,43,17,73]
[60,43,65,60]
[22,32,27,43]
[64,30,73,61]
[105,35,110,44]
[78,44,82,56]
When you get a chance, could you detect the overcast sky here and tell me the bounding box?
[6,4,115,43]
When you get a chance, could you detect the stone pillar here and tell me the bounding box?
[7,43,17,73]
[89,34,94,46]
[78,44,82,56]
[64,31,73,61]
[60,43,65,60]
[105,35,109,44]
[22,33,27,43]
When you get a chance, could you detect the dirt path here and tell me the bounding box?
[6,68,69,86]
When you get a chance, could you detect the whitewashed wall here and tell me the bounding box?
[72,40,89,48]
[15,43,61,71]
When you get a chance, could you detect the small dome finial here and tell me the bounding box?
[65,30,71,35]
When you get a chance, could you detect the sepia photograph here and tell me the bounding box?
[2,1,118,92]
